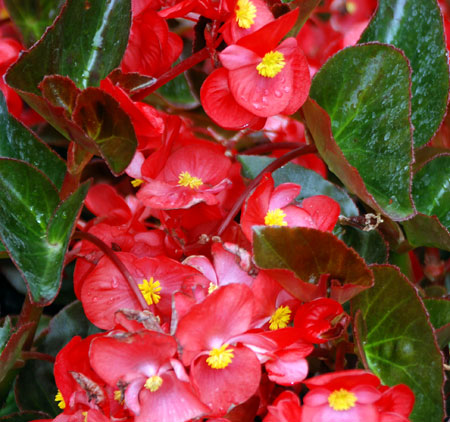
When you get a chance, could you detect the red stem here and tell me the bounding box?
[216,144,317,236]
[18,295,43,351]
[131,47,210,101]
[21,351,56,363]
[71,231,149,310]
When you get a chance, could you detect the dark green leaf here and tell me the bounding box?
[402,213,450,251]
[423,298,450,348]
[157,73,199,108]
[305,43,414,220]
[6,0,131,92]
[412,154,450,230]
[72,88,137,175]
[4,0,64,46]
[0,92,65,190]
[352,264,444,422]
[253,226,374,303]
[0,411,51,421]
[336,225,388,264]
[360,0,449,147]
[238,155,359,216]
[0,159,89,304]
[0,317,12,355]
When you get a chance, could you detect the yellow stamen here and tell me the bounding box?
[208,282,219,294]
[178,171,203,189]
[206,344,234,369]
[144,375,163,392]
[235,0,257,29]
[82,411,88,422]
[138,277,162,305]
[131,178,144,187]
[55,390,66,409]
[269,305,292,330]
[256,51,286,78]
[328,388,357,411]
[346,1,357,14]
[264,208,288,226]
[114,389,124,404]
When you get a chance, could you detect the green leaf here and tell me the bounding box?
[359,0,449,148]
[305,43,414,220]
[352,264,444,422]
[0,412,52,421]
[253,226,374,303]
[402,213,450,251]
[0,317,12,355]
[6,0,131,92]
[0,159,89,304]
[72,88,137,174]
[287,0,321,37]
[0,92,65,190]
[15,301,101,415]
[157,73,199,108]
[4,0,64,46]
[238,155,359,216]
[412,154,450,230]
[423,298,450,348]
[336,225,388,264]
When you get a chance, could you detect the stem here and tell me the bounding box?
[131,47,210,101]
[59,170,82,200]
[72,231,149,310]
[217,145,317,236]
[241,142,311,155]
[18,295,43,351]
[21,351,56,363]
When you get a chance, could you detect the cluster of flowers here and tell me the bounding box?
[0,0,435,420]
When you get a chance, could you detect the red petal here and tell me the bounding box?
[301,195,341,231]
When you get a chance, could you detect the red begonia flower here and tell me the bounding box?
[264,390,302,422]
[201,10,311,130]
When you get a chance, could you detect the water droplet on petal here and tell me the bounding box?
[283,86,291,93]
[274,90,282,98]
[252,102,262,110]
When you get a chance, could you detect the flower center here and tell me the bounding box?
[145,375,163,392]
[208,282,219,294]
[264,208,288,226]
[82,411,88,422]
[235,0,257,29]
[206,344,234,369]
[114,390,124,404]
[346,1,356,13]
[328,388,357,411]
[256,51,286,78]
[131,178,144,187]
[138,277,162,305]
[269,305,292,330]
[178,171,203,189]
[55,390,66,409]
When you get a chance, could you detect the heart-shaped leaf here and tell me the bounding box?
[253,226,374,303]
[0,159,89,304]
[304,43,414,220]
[0,92,65,190]
[4,0,64,46]
[360,0,449,148]
[238,155,359,216]
[402,214,450,251]
[352,264,444,422]
[6,0,131,92]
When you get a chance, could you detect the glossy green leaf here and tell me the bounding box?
[4,0,64,46]
[157,73,199,108]
[360,0,449,147]
[335,225,388,264]
[412,154,450,230]
[0,317,12,355]
[6,0,131,92]
[0,92,65,190]
[238,155,358,216]
[402,213,450,251]
[253,226,374,303]
[352,265,444,421]
[305,43,414,220]
[0,159,89,304]
[423,298,450,348]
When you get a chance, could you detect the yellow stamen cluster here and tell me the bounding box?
[82,411,88,422]
[114,389,124,404]
[328,388,357,411]
[131,178,144,187]
[256,51,286,78]
[178,171,203,189]
[346,1,357,14]
[138,277,162,305]
[208,282,219,294]
[55,390,66,409]
[206,344,234,369]
[144,375,164,392]
[269,305,292,330]
[235,0,257,29]
[264,208,288,226]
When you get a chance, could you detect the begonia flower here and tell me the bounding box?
[201,10,311,130]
